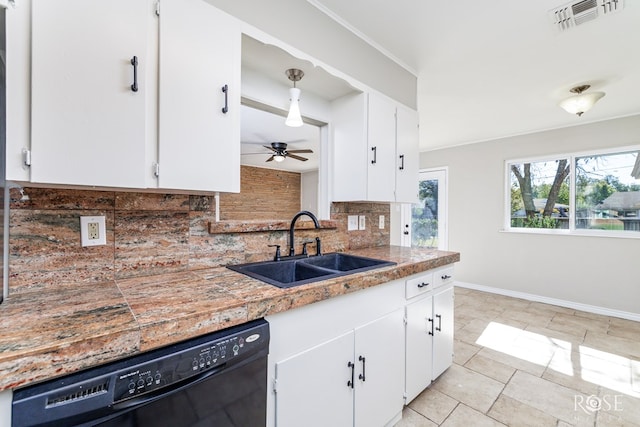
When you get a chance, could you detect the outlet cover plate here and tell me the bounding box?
[347,215,359,231]
[80,216,106,247]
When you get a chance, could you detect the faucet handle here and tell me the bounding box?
[315,237,322,256]
[301,240,314,256]
[267,244,281,261]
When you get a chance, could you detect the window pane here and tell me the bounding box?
[509,159,571,229]
[412,178,438,247]
[575,151,640,232]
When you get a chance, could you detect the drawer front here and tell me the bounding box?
[405,272,434,299]
[433,266,454,289]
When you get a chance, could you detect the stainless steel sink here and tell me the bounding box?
[227,253,396,289]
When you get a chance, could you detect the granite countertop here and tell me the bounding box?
[0,246,459,391]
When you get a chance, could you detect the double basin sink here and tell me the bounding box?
[227,253,396,289]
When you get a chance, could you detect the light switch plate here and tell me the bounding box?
[379,215,385,229]
[347,215,359,231]
[80,216,106,247]
[358,215,366,230]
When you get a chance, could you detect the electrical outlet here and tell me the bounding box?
[379,215,385,229]
[358,215,366,230]
[347,215,359,231]
[80,216,106,247]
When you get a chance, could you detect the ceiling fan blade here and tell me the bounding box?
[287,153,308,162]
[263,145,277,152]
[265,155,275,162]
[287,149,313,154]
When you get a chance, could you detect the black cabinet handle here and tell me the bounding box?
[347,361,355,388]
[399,154,405,170]
[221,84,229,114]
[130,56,138,92]
[436,314,442,332]
[428,317,434,336]
[371,146,377,164]
[441,274,452,280]
[417,282,429,288]
[358,355,366,382]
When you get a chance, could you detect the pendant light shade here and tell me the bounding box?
[285,68,304,127]
[558,85,605,117]
[285,87,303,127]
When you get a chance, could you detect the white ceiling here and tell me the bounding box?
[307,0,640,151]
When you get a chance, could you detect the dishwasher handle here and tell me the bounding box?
[113,363,227,410]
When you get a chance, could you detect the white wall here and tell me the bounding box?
[205,0,417,109]
[300,170,318,213]
[420,115,640,316]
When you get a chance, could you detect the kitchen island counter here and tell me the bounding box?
[0,246,459,391]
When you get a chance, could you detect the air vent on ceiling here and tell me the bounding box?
[550,0,624,32]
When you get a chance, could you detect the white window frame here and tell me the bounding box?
[504,144,640,239]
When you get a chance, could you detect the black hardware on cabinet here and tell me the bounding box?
[436,314,442,332]
[221,84,229,114]
[130,56,139,92]
[403,224,410,235]
[399,154,405,170]
[268,244,281,261]
[428,317,434,336]
[358,355,366,382]
[371,146,377,164]
[417,282,429,288]
[441,274,452,280]
[347,361,355,388]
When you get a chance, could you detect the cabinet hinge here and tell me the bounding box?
[153,163,160,178]
[403,316,408,326]
[155,1,160,16]
[22,149,31,167]
[272,378,278,394]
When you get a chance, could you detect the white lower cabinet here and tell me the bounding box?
[404,267,455,404]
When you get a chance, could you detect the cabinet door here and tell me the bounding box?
[405,295,434,403]
[395,105,419,203]
[275,331,354,427]
[354,309,404,427]
[432,286,454,379]
[31,0,149,188]
[367,92,396,202]
[158,0,240,192]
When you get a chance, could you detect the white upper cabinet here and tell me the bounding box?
[157,0,240,192]
[331,92,419,203]
[30,0,150,188]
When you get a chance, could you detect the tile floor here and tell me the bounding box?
[395,287,640,427]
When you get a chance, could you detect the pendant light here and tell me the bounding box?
[558,84,605,117]
[285,68,304,127]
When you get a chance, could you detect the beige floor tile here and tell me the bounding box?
[549,312,610,335]
[488,394,558,427]
[431,364,504,413]
[597,386,640,425]
[454,304,503,322]
[464,354,515,383]
[475,347,547,376]
[394,408,438,427]
[453,339,481,365]
[454,318,493,345]
[524,324,586,347]
[497,309,551,327]
[440,404,506,427]
[583,330,640,360]
[525,301,576,317]
[502,371,596,426]
[407,387,458,425]
[608,317,640,341]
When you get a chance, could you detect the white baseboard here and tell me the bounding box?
[455,281,640,323]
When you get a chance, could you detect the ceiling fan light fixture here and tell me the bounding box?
[558,84,605,117]
[285,68,304,127]
[274,153,286,162]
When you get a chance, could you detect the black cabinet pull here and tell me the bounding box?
[347,361,355,388]
[221,84,229,114]
[358,355,366,382]
[417,282,429,288]
[371,146,377,164]
[436,314,442,332]
[399,154,405,170]
[130,56,138,92]
[428,317,434,336]
[441,274,452,280]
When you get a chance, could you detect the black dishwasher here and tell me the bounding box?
[12,319,269,427]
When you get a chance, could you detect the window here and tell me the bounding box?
[506,147,640,236]
[411,169,447,249]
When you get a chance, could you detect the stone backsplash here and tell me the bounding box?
[8,187,390,294]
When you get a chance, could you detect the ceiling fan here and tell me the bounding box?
[243,141,313,163]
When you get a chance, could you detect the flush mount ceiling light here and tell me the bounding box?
[558,84,605,117]
[285,68,304,127]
